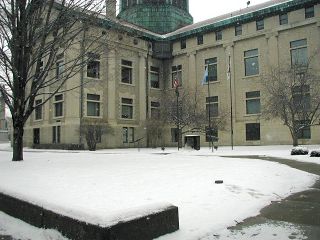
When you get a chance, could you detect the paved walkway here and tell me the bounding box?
[220,155,320,240]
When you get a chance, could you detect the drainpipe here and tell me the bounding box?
[79,24,86,145]
[145,42,150,148]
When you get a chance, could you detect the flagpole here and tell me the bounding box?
[206,68,213,152]
[228,55,234,150]
[174,78,180,151]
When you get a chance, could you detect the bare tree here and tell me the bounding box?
[145,118,165,148]
[0,0,112,161]
[80,119,113,151]
[261,57,320,146]
[162,87,227,148]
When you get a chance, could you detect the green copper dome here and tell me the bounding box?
[118,0,193,34]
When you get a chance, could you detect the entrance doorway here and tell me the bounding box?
[184,135,200,150]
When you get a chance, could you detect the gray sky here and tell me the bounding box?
[189,0,270,23]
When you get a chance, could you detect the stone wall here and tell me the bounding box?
[0,192,179,240]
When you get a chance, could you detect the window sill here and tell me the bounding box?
[150,87,161,90]
[202,81,220,85]
[53,116,64,120]
[34,119,43,122]
[120,82,135,87]
[85,115,102,118]
[85,76,101,81]
[120,118,134,121]
[244,114,261,117]
[242,74,260,79]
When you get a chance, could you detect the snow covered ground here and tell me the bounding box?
[0,143,319,240]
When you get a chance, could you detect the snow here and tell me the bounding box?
[0,143,319,240]
[0,211,68,240]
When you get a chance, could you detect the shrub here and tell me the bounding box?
[291,147,309,155]
[33,144,84,150]
[310,150,320,157]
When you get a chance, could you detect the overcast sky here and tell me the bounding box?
[189,0,270,23]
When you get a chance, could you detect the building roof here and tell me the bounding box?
[56,0,317,42]
[163,0,317,40]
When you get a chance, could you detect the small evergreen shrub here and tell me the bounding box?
[310,150,320,157]
[33,144,84,150]
[291,147,309,155]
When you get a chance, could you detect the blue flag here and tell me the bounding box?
[202,67,208,85]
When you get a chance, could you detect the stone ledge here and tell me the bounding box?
[0,192,179,240]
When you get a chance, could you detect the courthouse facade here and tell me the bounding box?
[24,0,320,148]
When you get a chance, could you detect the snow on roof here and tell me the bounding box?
[164,0,292,38]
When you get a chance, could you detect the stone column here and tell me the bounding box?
[107,49,116,123]
[139,53,147,121]
[224,43,236,146]
[187,51,196,88]
[265,32,279,69]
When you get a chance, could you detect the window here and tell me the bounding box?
[33,128,40,144]
[87,53,100,79]
[56,53,64,79]
[34,99,42,120]
[180,39,186,49]
[246,123,260,141]
[235,25,242,36]
[244,49,259,76]
[296,120,311,139]
[246,91,261,114]
[305,6,314,19]
[292,85,311,111]
[205,126,218,142]
[53,94,63,117]
[87,94,100,117]
[171,128,179,142]
[290,39,308,67]
[150,66,160,88]
[52,126,61,143]
[205,58,218,82]
[123,127,134,143]
[172,65,182,88]
[279,13,288,25]
[215,30,222,41]
[206,96,218,118]
[197,35,203,45]
[256,19,264,30]
[121,60,133,84]
[151,101,160,119]
[121,98,133,119]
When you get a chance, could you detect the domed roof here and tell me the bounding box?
[118,0,193,34]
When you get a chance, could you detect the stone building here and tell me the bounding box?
[24,0,320,148]
[0,92,5,130]
[0,92,8,142]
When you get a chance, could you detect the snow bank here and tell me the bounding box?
[0,145,318,240]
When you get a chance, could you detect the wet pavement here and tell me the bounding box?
[221,155,320,240]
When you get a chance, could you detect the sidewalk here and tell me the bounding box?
[218,155,320,240]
